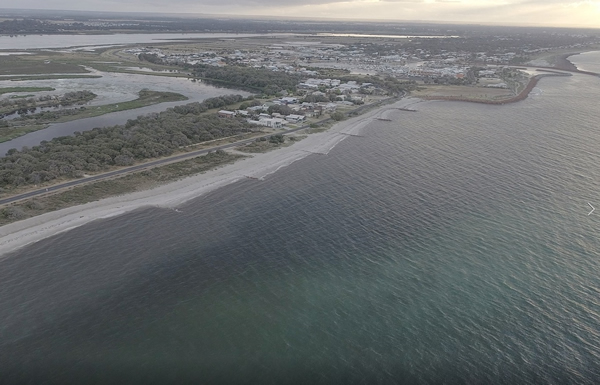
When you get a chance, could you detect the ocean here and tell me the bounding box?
[1,56,600,383]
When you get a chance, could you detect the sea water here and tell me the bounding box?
[1,66,600,383]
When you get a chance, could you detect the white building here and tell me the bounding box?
[248,118,285,128]
[285,114,306,124]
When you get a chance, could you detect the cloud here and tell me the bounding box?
[143,0,351,6]
[1,0,599,27]
[377,0,425,2]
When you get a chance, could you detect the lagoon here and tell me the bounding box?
[0,69,250,154]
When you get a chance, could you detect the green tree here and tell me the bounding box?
[330,112,345,121]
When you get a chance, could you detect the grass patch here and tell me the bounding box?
[0,124,46,143]
[0,55,90,76]
[0,87,55,95]
[0,151,245,226]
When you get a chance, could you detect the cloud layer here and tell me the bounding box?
[2,0,599,27]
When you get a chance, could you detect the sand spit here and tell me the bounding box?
[0,98,421,258]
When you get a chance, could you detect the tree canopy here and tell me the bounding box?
[0,95,252,191]
[192,64,303,95]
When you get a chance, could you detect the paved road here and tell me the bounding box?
[0,96,399,206]
[0,119,330,206]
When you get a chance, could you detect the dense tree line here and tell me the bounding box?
[0,95,251,190]
[0,19,87,34]
[302,94,330,103]
[267,105,293,116]
[191,64,303,95]
[138,53,163,64]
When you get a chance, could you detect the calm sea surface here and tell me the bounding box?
[1,54,600,384]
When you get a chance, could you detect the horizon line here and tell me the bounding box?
[1,7,600,30]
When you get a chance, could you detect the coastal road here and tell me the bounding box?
[0,119,329,207]
[0,96,399,207]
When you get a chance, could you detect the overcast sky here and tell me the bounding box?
[4,0,600,28]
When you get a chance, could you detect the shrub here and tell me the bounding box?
[2,206,26,220]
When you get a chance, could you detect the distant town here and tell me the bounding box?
[1,9,599,222]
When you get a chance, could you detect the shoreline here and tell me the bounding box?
[0,97,422,258]
[554,53,580,71]
[420,72,571,105]
[420,50,599,105]
[526,51,600,77]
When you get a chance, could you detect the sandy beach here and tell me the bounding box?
[0,98,423,258]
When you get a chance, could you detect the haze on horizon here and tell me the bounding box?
[2,0,600,29]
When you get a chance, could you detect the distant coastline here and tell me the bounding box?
[532,51,600,77]
[554,53,580,71]
[421,51,599,105]
[420,72,570,105]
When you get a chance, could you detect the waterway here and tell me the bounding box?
[0,69,250,154]
[0,32,288,50]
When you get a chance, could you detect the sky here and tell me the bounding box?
[3,0,600,28]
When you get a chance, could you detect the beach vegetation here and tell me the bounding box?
[1,206,26,220]
[0,151,245,226]
[269,134,285,144]
[331,112,345,121]
[238,133,299,154]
